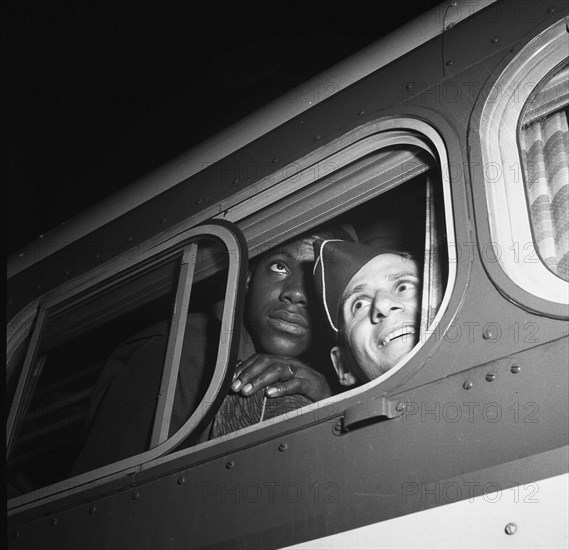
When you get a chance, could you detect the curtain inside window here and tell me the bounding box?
[519,63,569,281]
[420,176,444,342]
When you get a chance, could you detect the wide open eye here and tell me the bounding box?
[351,298,370,315]
[396,278,419,295]
[269,261,288,274]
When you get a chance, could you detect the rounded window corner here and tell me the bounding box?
[470,17,568,311]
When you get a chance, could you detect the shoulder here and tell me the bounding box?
[186,312,219,329]
[126,313,219,343]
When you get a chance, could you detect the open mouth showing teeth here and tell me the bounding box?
[379,326,416,347]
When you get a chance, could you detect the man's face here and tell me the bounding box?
[246,239,317,357]
[339,253,420,381]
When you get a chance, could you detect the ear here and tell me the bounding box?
[330,346,358,387]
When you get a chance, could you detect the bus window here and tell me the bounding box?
[7,258,178,493]
[518,62,569,281]
[7,224,246,496]
[206,136,453,441]
[475,17,568,307]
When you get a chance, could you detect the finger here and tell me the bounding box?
[232,357,256,381]
[232,360,245,381]
[266,377,305,398]
[230,354,268,392]
[240,361,298,396]
[231,358,251,391]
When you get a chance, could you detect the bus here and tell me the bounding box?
[6,0,568,548]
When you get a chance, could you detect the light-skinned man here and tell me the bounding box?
[312,239,421,385]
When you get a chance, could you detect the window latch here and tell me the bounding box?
[342,397,406,432]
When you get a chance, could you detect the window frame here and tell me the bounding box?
[473,17,569,311]
[7,221,247,509]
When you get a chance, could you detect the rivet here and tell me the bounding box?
[94,253,101,259]
[405,83,413,90]
[38,234,44,239]
[195,198,202,204]
[463,380,473,390]
[232,178,240,184]
[89,505,97,514]
[510,364,521,374]
[12,530,20,539]
[332,420,343,435]
[18,251,25,258]
[446,59,454,66]
[485,373,496,382]
[505,522,517,535]
[272,157,279,164]
[131,490,140,500]
[50,518,58,527]
[358,109,365,116]
[127,236,134,242]
[64,269,70,275]
[177,475,186,485]
[491,36,499,43]
[449,1,457,6]
[278,443,288,452]
[160,217,167,224]
[482,327,496,340]
[396,402,406,412]
[547,7,556,13]
[226,460,235,469]
[34,284,41,291]
[314,135,321,141]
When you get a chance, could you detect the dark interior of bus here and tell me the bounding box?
[7,168,448,497]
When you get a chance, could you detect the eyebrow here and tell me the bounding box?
[387,271,419,282]
[342,284,369,304]
[342,271,420,304]
[264,248,298,263]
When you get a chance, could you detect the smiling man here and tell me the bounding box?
[312,239,421,385]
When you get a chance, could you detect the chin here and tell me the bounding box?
[263,337,310,358]
[365,351,412,381]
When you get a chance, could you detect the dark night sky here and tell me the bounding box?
[5,1,443,256]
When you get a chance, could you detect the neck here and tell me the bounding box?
[238,323,257,360]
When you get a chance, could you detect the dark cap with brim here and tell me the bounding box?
[313,239,402,334]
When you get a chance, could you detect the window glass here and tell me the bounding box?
[7,236,232,494]
[7,258,179,493]
[519,62,569,281]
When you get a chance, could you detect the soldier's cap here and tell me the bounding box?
[312,239,405,334]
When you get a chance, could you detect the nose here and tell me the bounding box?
[280,270,308,306]
[371,291,404,322]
